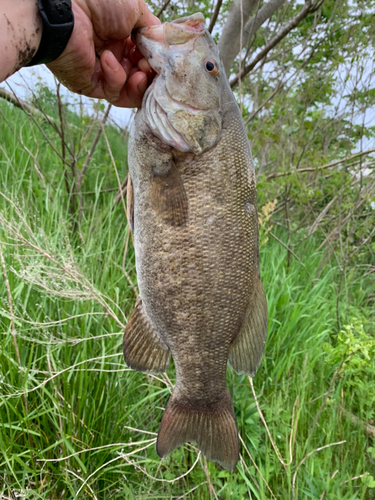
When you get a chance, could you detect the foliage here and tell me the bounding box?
[324,318,375,414]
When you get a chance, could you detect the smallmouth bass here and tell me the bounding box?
[123,13,268,470]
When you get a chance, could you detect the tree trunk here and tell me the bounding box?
[218,0,259,75]
[218,0,287,75]
[243,0,287,49]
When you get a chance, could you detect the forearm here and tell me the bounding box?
[0,0,42,82]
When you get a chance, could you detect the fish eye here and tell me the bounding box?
[205,59,218,76]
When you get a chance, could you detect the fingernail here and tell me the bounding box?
[138,57,151,74]
[106,51,120,71]
[137,76,148,94]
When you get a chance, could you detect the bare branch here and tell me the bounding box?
[0,86,65,162]
[308,196,338,236]
[78,104,112,185]
[208,0,223,33]
[76,104,111,223]
[219,0,287,75]
[157,0,172,18]
[269,231,309,273]
[218,0,259,75]
[245,81,283,124]
[230,1,314,88]
[113,174,128,206]
[243,0,287,51]
[0,86,56,125]
[267,148,375,179]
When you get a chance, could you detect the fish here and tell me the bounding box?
[123,12,268,470]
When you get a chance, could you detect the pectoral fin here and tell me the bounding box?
[123,296,170,374]
[126,175,134,232]
[150,160,188,227]
[229,279,268,376]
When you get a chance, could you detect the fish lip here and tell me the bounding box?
[134,24,164,42]
[133,16,206,72]
[133,27,167,73]
[134,13,206,38]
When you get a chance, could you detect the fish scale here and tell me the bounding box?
[123,12,267,470]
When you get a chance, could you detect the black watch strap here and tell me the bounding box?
[25,0,74,67]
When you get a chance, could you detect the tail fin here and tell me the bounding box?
[156,390,239,470]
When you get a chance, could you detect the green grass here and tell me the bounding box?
[0,95,374,499]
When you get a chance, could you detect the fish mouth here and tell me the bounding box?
[133,13,206,75]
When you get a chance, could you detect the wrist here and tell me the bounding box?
[18,0,43,65]
[25,0,74,67]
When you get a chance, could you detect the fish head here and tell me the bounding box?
[135,13,225,155]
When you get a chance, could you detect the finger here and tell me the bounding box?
[128,45,144,66]
[138,57,154,76]
[120,57,133,77]
[122,39,143,73]
[100,40,127,61]
[88,0,160,43]
[112,72,148,108]
[125,42,154,79]
[120,38,137,75]
[100,50,127,102]
[133,0,160,29]
[122,39,155,82]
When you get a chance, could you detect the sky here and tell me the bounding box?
[5,65,135,130]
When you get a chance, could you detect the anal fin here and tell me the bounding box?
[229,278,268,376]
[123,296,170,374]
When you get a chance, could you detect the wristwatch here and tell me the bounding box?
[26,0,74,66]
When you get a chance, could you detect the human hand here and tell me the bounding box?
[47,0,160,108]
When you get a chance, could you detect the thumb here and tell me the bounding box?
[133,0,160,29]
